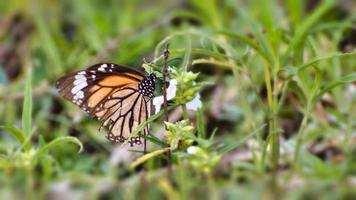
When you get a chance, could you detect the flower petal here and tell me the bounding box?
[186,94,202,111]
[187,146,198,154]
[153,96,163,114]
[167,79,177,100]
[152,79,178,114]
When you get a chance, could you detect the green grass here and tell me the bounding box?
[0,0,355,199]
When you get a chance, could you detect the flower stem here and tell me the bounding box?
[293,105,311,166]
[264,64,279,172]
[162,43,172,176]
[181,104,189,120]
[162,44,169,126]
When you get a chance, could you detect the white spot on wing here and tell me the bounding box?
[74,74,86,80]
[74,91,84,99]
[71,82,88,94]
[98,64,107,72]
[74,77,86,85]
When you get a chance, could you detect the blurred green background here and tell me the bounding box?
[0,0,355,199]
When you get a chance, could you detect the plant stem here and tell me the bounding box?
[293,105,311,166]
[265,61,281,197]
[277,80,290,112]
[181,104,189,120]
[25,166,34,200]
[162,43,172,176]
[264,64,279,172]
[162,44,169,125]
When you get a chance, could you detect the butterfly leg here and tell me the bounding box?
[144,138,147,154]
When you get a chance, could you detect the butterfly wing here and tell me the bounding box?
[101,89,152,145]
[56,63,153,145]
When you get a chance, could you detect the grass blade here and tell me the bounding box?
[141,134,167,147]
[130,147,170,169]
[218,124,266,154]
[282,0,335,63]
[313,73,356,103]
[196,108,206,138]
[0,126,25,145]
[22,69,32,152]
[298,51,356,73]
[218,31,271,63]
[286,0,303,29]
[33,136,83,160]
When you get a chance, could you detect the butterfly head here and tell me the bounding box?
[148,73,157,82]
[138,73,156,98]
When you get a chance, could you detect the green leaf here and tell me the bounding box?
[130,147,170,169]
[141,134,167,147]
[171,48,229,60]
[182,36,192,71]
[190,0,220,29]
[286,0,303,29]
[33,136,83,160]
[0,125,25,144]
[196,108,206,138]
[0,155,9,167]
[171,10,203,25]
[22,69,32,152]
[289,80,307,105]
[298,51,356,73]
[310,66,322,97]
[218,31,271,63]
[259,0,275,31]
[282,0,335,63]
[209,127,218,143]
[313,73,356,104]
[33,14,62,74]
[218,124,266,154]
[240,9,275,64]
[283,51,356,76]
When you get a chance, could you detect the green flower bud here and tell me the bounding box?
[164,120,195,151]
[169,67,202,105]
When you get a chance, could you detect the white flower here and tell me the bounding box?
[153,79,202,114]
[187,146,198,154]
[166,79,178,100]
[186,93,202,111]
[153,79,177,114]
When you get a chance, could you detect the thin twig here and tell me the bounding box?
[162,44,170,125]
[162,43,172,176]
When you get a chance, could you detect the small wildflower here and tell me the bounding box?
[187,146,198,154]
[170,68,202,105]
[153,79,177,114]
[186,93,202,111]
[186,146,221,174]
[165,120,195,151]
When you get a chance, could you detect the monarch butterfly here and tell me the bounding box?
[56,63,156,146]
